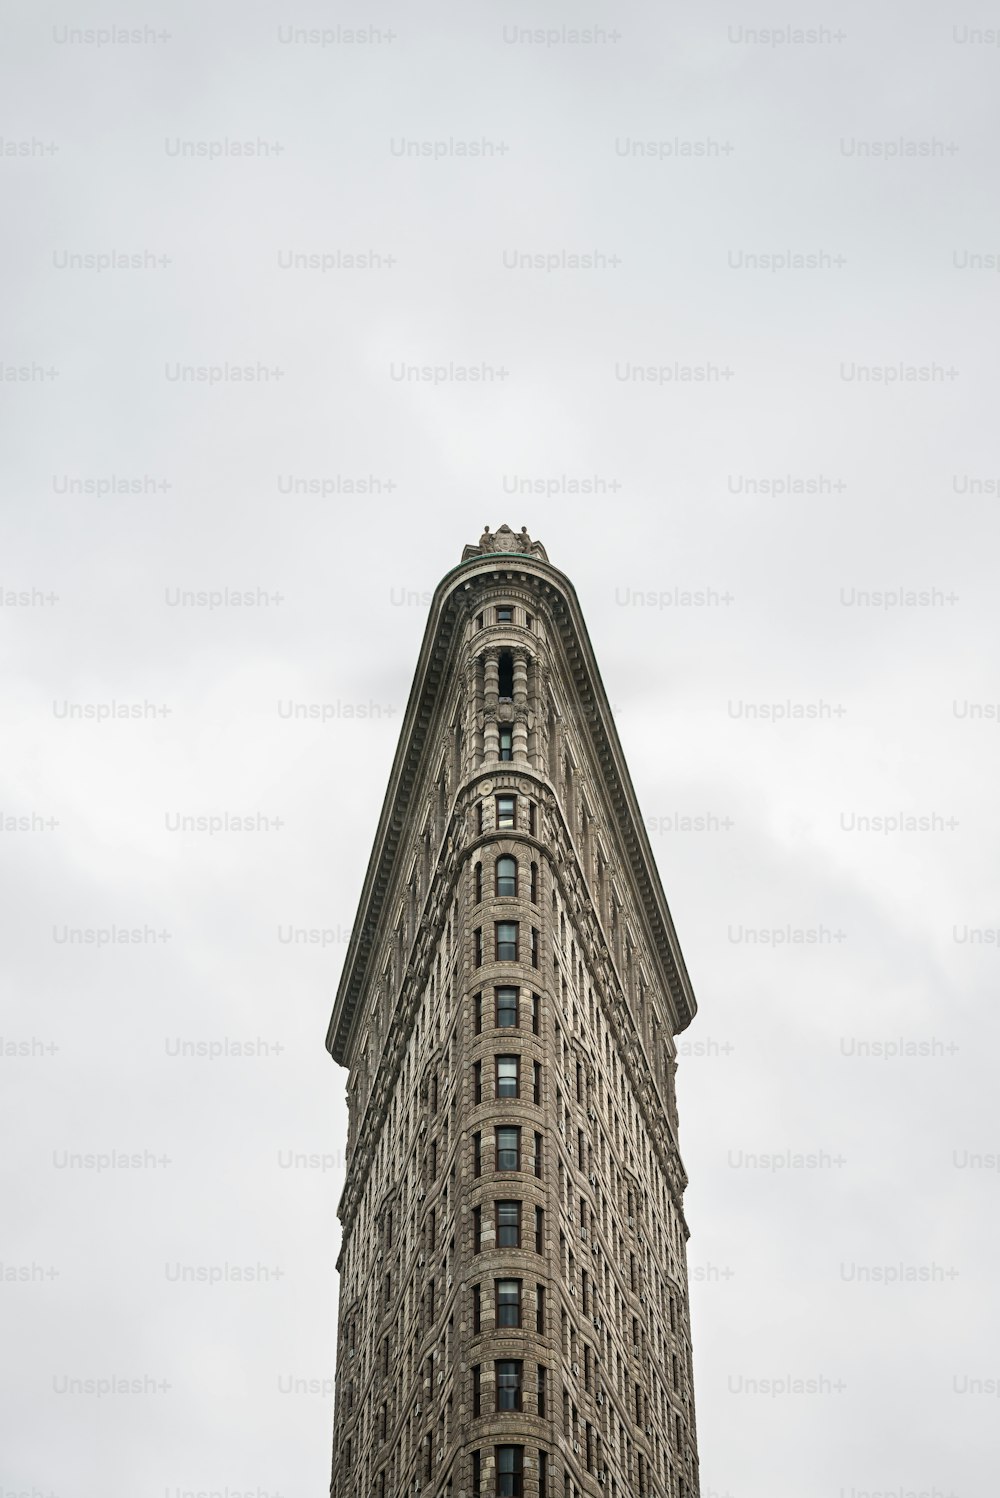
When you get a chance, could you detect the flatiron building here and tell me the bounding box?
[326,525,700,1498]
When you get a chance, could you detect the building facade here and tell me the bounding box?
[325,525,700,1498]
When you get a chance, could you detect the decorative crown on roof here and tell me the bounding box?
[461,523,549,562]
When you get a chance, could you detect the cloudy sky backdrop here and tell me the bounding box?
[2,2,998,1495]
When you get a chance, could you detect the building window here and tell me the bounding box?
[538,1450,547,1491]
[472,1282,481,1333]
[472,1363,481,1417]
[536,1364,547,1416]
[474,863,483,903]
[473,1205,482,1253]
[476,613,484,631]
[496,1279,522,1328]
[496,1444,524,1497]
[499,724,513,761]
[533,1131,543,1178]
[498,651,514,697]
[535,1284,545,1333]
[496,795,515,829]
[496,1054,519,1099]
[496,1125,521,1171]
[533,1061,542,1105]
[472,1450,481,1492]
[496,921,518,962]
[528,801,536,835]
[497,605,513,624]
[474,928,483,968]
[534,1205,544,1254]
[496,986,519,1027]
[477,801,484,835]
[474,992,483,1035]
[473,1131,482,1178]
[474,1060,483,1105]
[495,1359,523,1412]
[530,928,539,968]
[530,862,538,902]
[496,856,517,897]
[531,994,540,1035]
[496,1199,521,1248]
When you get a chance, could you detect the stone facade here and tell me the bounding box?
[326,528,700,1498]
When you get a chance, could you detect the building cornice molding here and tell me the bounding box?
[326,552,698,1070]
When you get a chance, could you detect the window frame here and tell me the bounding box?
[495,1124,521,1172]
[495,1053,520,1100]
[496,1198,522,1249]
[495,1443,524,1498]
[496,856,517,898]
[495,1277,523,1328]
[495,986,519,1029]
[496,795,516,830]
[495,1358,524,1413]
[495,920,519,963]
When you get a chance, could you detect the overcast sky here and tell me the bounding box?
[2,2,998,1496]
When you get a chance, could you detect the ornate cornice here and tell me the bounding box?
[326,547,698,1069]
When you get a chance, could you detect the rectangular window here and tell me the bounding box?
[496,795,516,830]
[530,862,538,903]
[533,1060,542,1105]
[534,1205,544,1254]
[472,1363,481,1417]
[497,605,513,623]
[473,1131,482,1178]
[474,862,483,903]
[496,1054,519,1099]
[535,1284,545,1333]
[536,1364,547,1416]
[530,928,539,968]
[496,986,519,1028]
[496,1359,523,1412]
[472,1450,481,1492]
[533,1131,543,1179]
[538,1451,547,1491]
[473,1205,482,1254]
[496,921,518,962]
[496,1278,522,1328]
[531,994,540,1035]
[496,1199,521,1248]
[496,1125,521,1171]
[496,1444,524,1498]
[474,992,483,1035]
[499,724,513,761]
[528,801,536,834]
[472,1282,481,1333]
[473,1060,482,1105]
[474,928,483,968]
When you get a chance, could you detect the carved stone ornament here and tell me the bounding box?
[462,523,549,563]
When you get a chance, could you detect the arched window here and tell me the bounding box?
[496,856,517,897]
